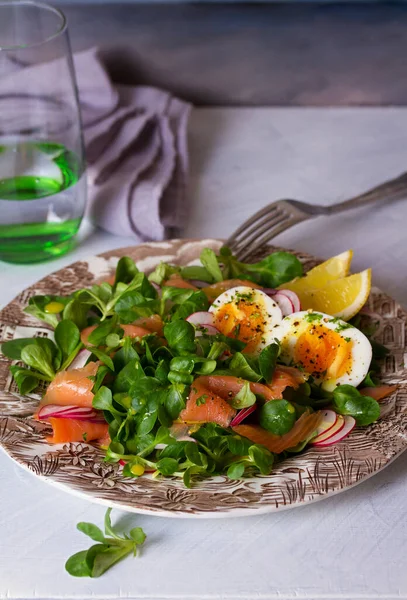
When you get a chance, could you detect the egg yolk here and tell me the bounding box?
[293,323,353,379]
[212,294,268,354]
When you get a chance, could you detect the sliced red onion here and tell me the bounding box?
[67,349,92,371]
[186,311,214,327]
[37,404,105,423]
[230,404,257,427]
[278,289,301,312]
[189,280,209,288]
[194,324,220,337]
[273,292,295,316]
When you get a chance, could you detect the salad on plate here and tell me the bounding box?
[1,246,396,487]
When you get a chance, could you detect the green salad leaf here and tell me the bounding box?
[200,248,224,283]
[9,366,45,395]
[164,320,196,354]
[62,298,89,330]
[259,399,296,435]
[114,256,139,285]
[1,336,56,362]
[258,343,279,383]
[55,320,81,368]
[229,352,262,382]
[229,381,256,409]
[332,385,380,426]
[148,262,179,285]
[21,345,55,380]
[242,252,303,287]
[180,265,213,283]
[24,295,69,328]
[65,508,146,578]
[215,247,303,287]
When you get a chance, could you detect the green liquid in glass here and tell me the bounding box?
[0,142,86,264]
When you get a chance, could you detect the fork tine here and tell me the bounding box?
[236,216,304,262]
[229,208,285,253]
[231,207,282,245]
[230,210,289,257]
[226,203,281,246]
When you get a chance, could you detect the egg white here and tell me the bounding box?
[209,286,283,354]
[272,310,372,391]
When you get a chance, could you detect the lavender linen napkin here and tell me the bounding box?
[0,47,191,240]
[76,48,191,239]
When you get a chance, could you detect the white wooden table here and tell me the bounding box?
[1,108,407,600]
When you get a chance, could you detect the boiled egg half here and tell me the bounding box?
[272,310,372,391]
[209,286,283,354]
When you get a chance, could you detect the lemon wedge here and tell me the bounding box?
[299,268,371,320]
[282,250,353,293]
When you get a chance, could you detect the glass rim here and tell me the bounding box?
[0,0,67,51]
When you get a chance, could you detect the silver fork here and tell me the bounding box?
[225,171,407,262]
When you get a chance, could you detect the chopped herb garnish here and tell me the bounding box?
[196,394,208,406]
[304,312,323,322]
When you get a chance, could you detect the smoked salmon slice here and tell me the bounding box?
[195,375,275,402]
[233,411,322,454]
[37,361,99,411]
[163,275,198,290]
[132,314,164,336]
[360,384,398,401]
[180,381,237,427]
[193,369,305,404]
[267,366,306,399]
[203,279,261,302]
[46,417,109,444]
[81,323,152,345]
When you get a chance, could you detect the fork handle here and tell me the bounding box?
[321,170,407,215]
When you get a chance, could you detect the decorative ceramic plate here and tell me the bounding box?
[0,239,406,518]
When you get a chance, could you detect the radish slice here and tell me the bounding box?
[37,404,105,422]
[186,311,214,326]
[273,292,295,316]
[67,349,92,371]
[194,324,220,337]
[230,405,256,427]
[263,288,301,313]
[312,416,356,447]
[314,410,337,437]
[278,289,301,312]
[311,414,345,445]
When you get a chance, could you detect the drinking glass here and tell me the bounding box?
[0,0,86,263]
